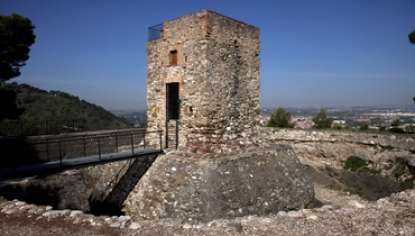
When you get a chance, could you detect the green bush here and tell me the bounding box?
[312,108,333,129]
[344,156,367,172]
[332,123,342,130]
[360,122,369,130]
[380,145,395,152]
[266,107,295,128]
[344,156,380,174]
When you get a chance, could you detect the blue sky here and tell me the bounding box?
[2,0,414,110]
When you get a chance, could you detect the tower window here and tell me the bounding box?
[170,50,178,65]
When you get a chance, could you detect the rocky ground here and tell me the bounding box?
[1,144,414,235]
[0,181,414,235]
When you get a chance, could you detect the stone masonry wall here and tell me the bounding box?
[146,10,260,154]
[123,145,314,223]
[258,128,415,165]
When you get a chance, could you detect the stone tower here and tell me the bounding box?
[127,13,313,221]
[146,9,260,154]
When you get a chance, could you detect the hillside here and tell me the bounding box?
[0,82,132,136]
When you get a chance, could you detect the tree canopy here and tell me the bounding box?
[0,82,132,135]
[409,30,415,44]
[266,107,295,128]
[312,108,333,129]
[359,122,369,131]
[0,13,36,82]
[390,119,401,128]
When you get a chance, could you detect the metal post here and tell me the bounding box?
[115,132,118,152]
[130,133,134,155]
[58,141,63,167]
[159,130,162,150]
[175,119,179,150]
[83,136,86,156]
[98,137,101,161]
[143,130,147,148]
[165,120,168,148]
[45,138,50,162]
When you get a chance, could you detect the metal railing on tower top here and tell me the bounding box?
[148,23,163,41]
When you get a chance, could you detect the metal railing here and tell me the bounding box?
[0,129,163,170]
[165,120,179,149]
[0,118,135,136]
[148,23,163,41]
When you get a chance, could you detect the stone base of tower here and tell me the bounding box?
[176,126,260,155]
[122,145,314,223]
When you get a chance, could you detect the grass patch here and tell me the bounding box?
[344,188,375,201]
[392,158,407,179]
[344,156,380,174]
[403,177,415,190]
[325,166,339,177]
[326,184,375,201]
[380,145,395,152]
[360,167,381,174]
[344,156,368,172]
[367,143,378,149]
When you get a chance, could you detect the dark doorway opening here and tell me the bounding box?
[166,83,179,120]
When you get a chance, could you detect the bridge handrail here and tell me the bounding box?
[16,129,147,143]
[0,129,163,170]
[1,129,159,144]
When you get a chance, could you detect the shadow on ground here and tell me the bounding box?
[0,137,42,169]
[88,154,158,216]
[304,164,405,201]
[0,179,62,207]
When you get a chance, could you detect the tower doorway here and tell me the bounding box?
[165,82,179,148]
[166,83,179,120]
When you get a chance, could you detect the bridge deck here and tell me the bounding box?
[1,148,164,176]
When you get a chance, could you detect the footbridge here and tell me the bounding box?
[0,129,164,176]
[0,129,166,215]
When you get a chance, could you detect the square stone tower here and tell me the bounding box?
[146,9,260,154]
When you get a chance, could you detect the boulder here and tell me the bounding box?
[123,145,314,222]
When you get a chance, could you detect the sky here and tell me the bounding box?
[1,0,415,110]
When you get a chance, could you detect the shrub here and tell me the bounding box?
[344,156,380,174]
[344,156,367,172]
[360,122,369,130]
[406,124,415,133]
[266,107,295,128]
[332,123,342,130]
[312,108,333,129]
